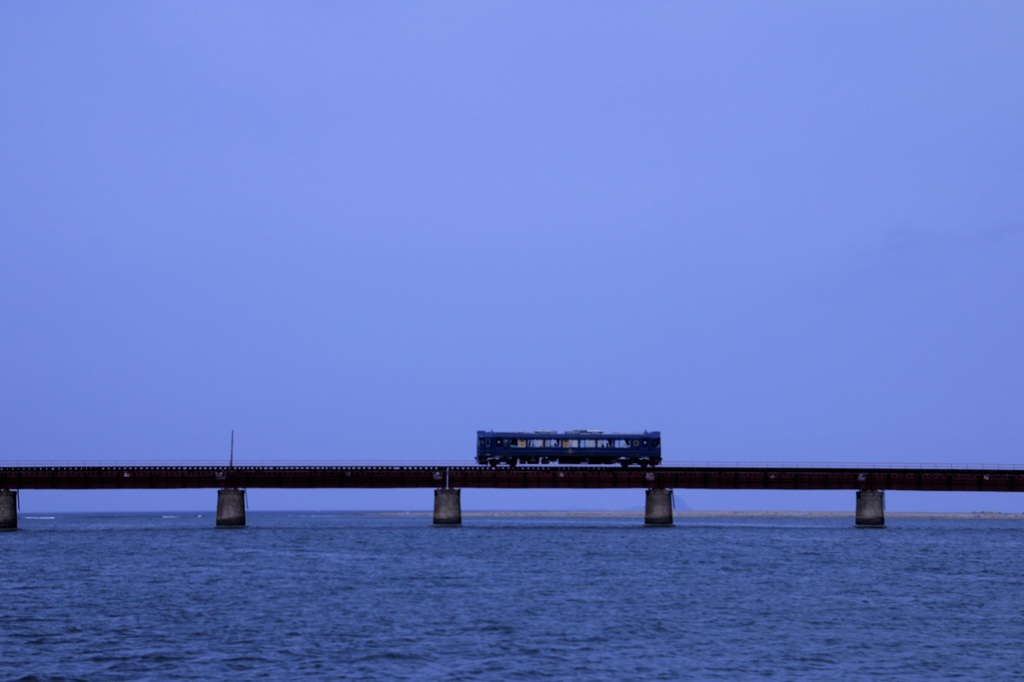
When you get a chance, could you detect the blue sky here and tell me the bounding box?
[3,3,1023,513]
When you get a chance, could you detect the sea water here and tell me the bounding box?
[2,513,1022,680]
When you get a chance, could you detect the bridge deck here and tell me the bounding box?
[1,465,1022,492]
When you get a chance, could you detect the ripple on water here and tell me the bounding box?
[1,515,1022,680]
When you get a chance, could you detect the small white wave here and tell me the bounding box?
[25,516,56,520]
[162,515,178,519]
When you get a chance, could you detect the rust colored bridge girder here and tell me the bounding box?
[0,465,1022,492]
[0,466,446,490]
[448,467,1024,491]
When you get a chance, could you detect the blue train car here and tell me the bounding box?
[476,430,661,467]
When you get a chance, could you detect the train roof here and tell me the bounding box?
[477,430,660,437]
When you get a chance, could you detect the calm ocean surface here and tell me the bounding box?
[2,513,1022,681]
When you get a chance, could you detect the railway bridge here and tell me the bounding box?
[2,463,1022,529]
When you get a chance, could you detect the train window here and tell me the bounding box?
[485,439,491,446]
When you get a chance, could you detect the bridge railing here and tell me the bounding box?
[12,460,444,467]
[0,459,1022,470]
[661,461,1024,470]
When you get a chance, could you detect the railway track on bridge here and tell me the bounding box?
[2,464,1022,492]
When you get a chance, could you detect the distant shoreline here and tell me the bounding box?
[23,510,1024,519]
[373,510,1024,520]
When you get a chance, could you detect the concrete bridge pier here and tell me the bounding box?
[0,490,17,531]
[433,489,461,525]
[645,488,673,526]
[856,489,885,528]
[216,489,246,527]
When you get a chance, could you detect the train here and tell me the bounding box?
[476,430,661,467]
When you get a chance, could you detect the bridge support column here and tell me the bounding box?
[433,489,461,526]
[856,489,885,528]
[0,490,17,531]
[645,489,673,526]
[216,489,246,527]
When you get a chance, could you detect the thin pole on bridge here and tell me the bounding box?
[217,430,246,527]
